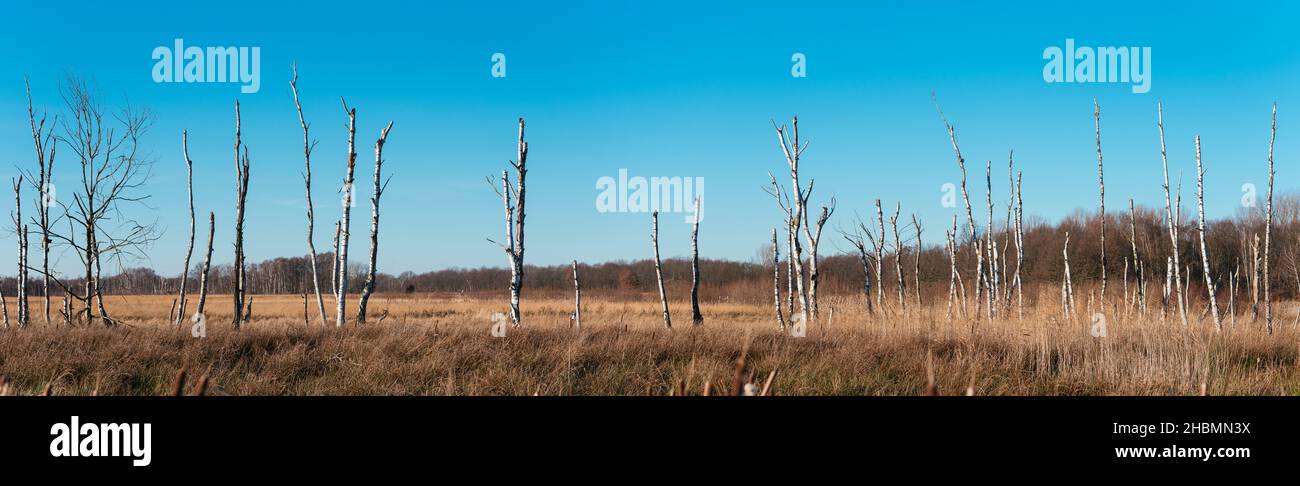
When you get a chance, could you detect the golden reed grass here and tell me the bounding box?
[0,287,1297,395]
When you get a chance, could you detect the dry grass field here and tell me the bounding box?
[1,289,1298,396]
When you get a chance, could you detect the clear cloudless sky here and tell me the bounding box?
[0,0,1296,277]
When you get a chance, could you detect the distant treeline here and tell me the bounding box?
[6,194,1300,305]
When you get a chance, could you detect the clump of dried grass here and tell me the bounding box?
[0,291,1296,396]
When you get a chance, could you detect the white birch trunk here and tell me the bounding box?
[651,211,671,329]
[290,68,329,327]
[176,130,196,325]
[335,99,358,328]
[1194,135,1222,330]
[357,122,394,324]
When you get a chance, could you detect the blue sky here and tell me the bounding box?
[0,0,1296,276]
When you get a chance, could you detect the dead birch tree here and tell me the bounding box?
[890,202,905,308]
[651,211,671,329]
[331,221,340,296]
[12,177,28,328]
[771,118,812,323]
[1157,103,1189,325]
[1264,103,1277,334]
[571,260,582,330]
[984,160,999,316]
[1013,171,1025,319]
[1094,101,1108,306]
[47,77,157,327]
[945,222,957,320]
[487,118,528,327]
[842,217,874,315]
[1251,233,1261,321]
[290,67,328,326]
[772,228,787,329]
[689,195,703,326]
[195,212,214,317]
[357,121,394,324]
[1128,198,1145,316]
[334,100,359,328]
[1062,232,1075,318]
[1194,136,1222,330]
[936,98,985,323]
[871,199,887,308]
[911,213,923,307]
[24,78,55,325]
[174,130,196,326]
[232,102,250,331]
[805,198,834,321]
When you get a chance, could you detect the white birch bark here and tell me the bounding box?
[1094,101,1108,307]
[1263,104,1277,334]
[175,130,196,326]
[651,211,671,329]
[335,99,358,328]
[1194,136,1221,330]
[1157,103,1189,325]
[195,212,214,317]
[357,121,394,324]
[290,68,329,327]
[773,228,787,329]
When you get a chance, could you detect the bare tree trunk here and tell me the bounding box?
[1163,256,1173,321]
[175,130,196,326]
[912,213,923,307]
[805,201,833,321]
[1157,103,1189,326]
[842,220,874,317]
[985,159,998,317]
[13,177,28,328]
[24,79,53,325]
[946,224,957,321]
[357,121,394,324]
[195,212,215,317]
[651,211,671,329]
[1062,232,1075,318]
[937,101,986,327]
[290,67,329,327]
[335,99,358,328]
[773,228,787,329]
[772,119,811,324]
[1094,101,1108,308]
[1014,171,1025,320]
[1264,104,1277,334]
[873,199,886,309]
[1129,198,1145,316]
[1251,233,1261,321]
[232,102,250,331]
[890,202,905,309]
[1194,136,1222,331]
[1123,257,1131,313]
[689,195,703,326]
[19,225,28,327]
[331,221,341,297]
[1230,261,1239,328]
[1,281,8,329]
[571,260,582,330]
[487,119,529,327]
[786,227,795,318]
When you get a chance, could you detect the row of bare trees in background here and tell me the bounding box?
[3,77,1286,335]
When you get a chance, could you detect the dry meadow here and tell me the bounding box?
[1,288,1297,396]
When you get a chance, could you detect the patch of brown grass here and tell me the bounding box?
[1,291,1297,395]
